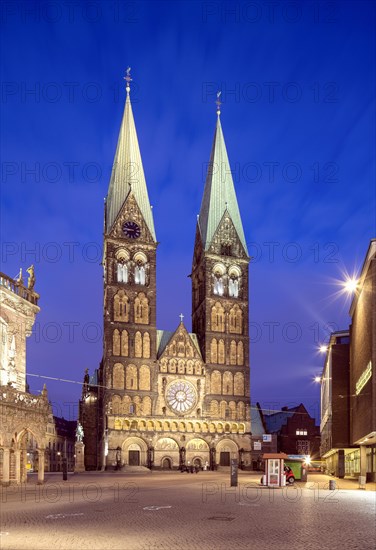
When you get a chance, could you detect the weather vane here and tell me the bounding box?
[124,67,132,93]
[216,91,222,115]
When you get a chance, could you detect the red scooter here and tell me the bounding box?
[284,465,295,484]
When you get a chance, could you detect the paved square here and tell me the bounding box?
[1,472,375,549]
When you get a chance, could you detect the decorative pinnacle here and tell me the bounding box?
[179,313,184,323]
[124,67,132,94]
[216,91,222,116]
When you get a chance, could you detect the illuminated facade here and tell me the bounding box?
[320,239,376,481]
[80,77,252,470]
[349,239,376,481]
[0,271,50,484]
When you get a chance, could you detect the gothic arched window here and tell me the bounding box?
[126,365,138,390]
[223,371,233,395]
[134,292,149,324]
[212,263,225,296]
[115,248,130,283]
[229,304,242,334]
[135,331,142,357]
[230,340,237,365]
[211,370,222,394]
[211,302,225,332]
[114,290,129,322]
[234,372,245,395]
[121,330,129,356]
[112,329,120,356]
[117,261,128,283]
[228,266,241,298]
[113,364,124,390]
[143,332,150,358]
[133,252,148,286]
[218,339,225,364]
[237,341,244,365]
[139,365,151,391]
[211,338,218,364]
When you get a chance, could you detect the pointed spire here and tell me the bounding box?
[197,101,248,254]
[106,69,156,240]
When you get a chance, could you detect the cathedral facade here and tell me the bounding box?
[80,77,253,470]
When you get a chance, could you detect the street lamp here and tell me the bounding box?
[343,277,358,294]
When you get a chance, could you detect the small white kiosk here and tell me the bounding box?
[262,453,288,487]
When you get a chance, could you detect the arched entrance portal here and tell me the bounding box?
[162,457,172,470]
[16,428,45,484]
[121,437,148,467]
[193,457,202,468]
[216,439,238,467]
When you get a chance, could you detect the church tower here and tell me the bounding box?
[100,70,158,467]
[82,76,253,471]
[191,97,251,453]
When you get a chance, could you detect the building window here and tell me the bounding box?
[296,429,308,436]
[133,252,148,285]
[117,261,128,283]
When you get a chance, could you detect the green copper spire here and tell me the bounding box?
[106,69,156,240]
[198,103,248,255]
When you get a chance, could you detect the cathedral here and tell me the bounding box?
[80,73,253,470]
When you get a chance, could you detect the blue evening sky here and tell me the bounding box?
[1,0,375,421]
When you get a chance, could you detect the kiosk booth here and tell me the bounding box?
[262,453,288,487]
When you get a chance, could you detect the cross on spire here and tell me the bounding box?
[124,67,132,94]
[216,91,222,116]
[179,313,184,323]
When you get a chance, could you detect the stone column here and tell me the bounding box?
[74,442,85,472]
[2,448,10,485]
[15,450,21,484]
[37,449,45,484]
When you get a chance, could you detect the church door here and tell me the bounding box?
[220,452,230,466]
[162,458,172,469]
[129,450,140,466]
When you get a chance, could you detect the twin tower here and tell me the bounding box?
[81,76,252,471]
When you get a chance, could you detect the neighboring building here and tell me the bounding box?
[349,239,376,481]
[80,76,253,470]
[250,403,277,469]
[320,331,352,477]
[319,239,375,482]
[0,270,50,484]
[263,403,320,459]
[26,415,76,473]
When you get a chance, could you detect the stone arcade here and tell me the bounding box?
[80,74,253,470]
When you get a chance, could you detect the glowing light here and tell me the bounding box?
[314,376,321,383]
[319,345,328,353]
[304,456,311,466]
[343,277,358,294]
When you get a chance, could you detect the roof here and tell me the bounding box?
[156,327,202,358]
[264,410,295,433]
[106,90,156,240]
[250,404,265,437]
[198,115,248,254]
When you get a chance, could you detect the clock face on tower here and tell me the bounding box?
[122,221,141,239]
[166,380,197,414]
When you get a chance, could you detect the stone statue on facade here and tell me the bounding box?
[26,265,36,291]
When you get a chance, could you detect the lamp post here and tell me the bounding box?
[147,443,154,470]
[62,437,67,481]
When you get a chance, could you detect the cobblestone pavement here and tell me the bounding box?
[1,472,375,550]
